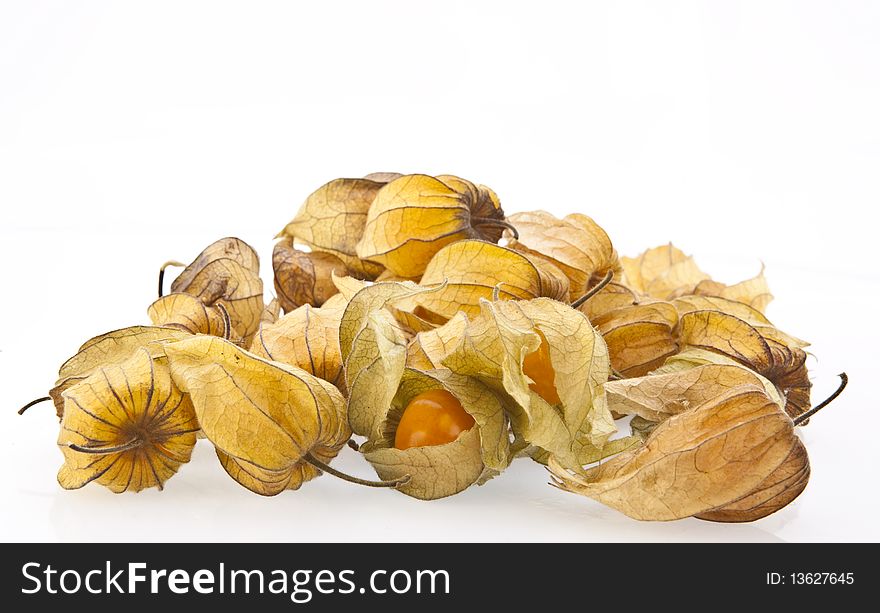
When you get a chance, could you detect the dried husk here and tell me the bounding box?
[691,267,773,313]
[675,308,811,419]
[415,240,570,322]
[339,281,444,440]
[356,174,509,278]
[507,210,620,301]
[438,298,620,468]
[338,280,511,499]
[260,298,281,325]
[277,177,390,279]
[605,361,786,421]
[589,301,679,377]
[169,238,263,346]
[620,244,710,300]
[170,237,260,290]
[273,238,347,312]
[165,336,350,496]
[250,300,346,393]
[147,293,228,337]
[697,437,809,522]
[360,368,511,500]
[549,386,798,521]
[621,244,774,313]
[57,348,198,493]
[49,326,191,418]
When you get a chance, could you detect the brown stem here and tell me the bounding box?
[473,217,519,241]
[346,439,360,452]
[67,439,142,455]
[793,373,848,426]
[304,453,410,488]
[158,260,185,298]
[18,396,51,415]
[570,270,615,309]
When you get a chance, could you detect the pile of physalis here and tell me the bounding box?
[19,173,847,522]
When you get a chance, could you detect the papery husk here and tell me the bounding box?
[165,336,349,496]
[549,386,798,521]
[507,210,620,301]
[356,174,509,278]
[416,240,569,322]
[273,239,347,312]
[57,349,198,493]
[251,301,346,393]
[49,326,192,418]
[439,298,620,468]
[277,177,389,279]
[360,368,511,500]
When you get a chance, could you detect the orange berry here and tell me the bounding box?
[522,329,561,405]
[394,389,475,450]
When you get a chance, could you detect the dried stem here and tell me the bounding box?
[18,396,51,415]
[67,439,142,455]
[216,302,232,340]
[304,453,410,488]
[570,270,615,309]
[793,373,848,427]
[473,217,519,241]
[492,282,507,302]
[158,260,185,298]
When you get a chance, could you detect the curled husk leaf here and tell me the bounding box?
[360,368,511,500]
[165,336,349,496]
[147,293,228,337]
[171,237,260,290]
[339,281,443,440]
[621,244,774,312]
[506,211,620,301]
[356,174,509,278]
[674,306,811,419]
[49,326,191,418]
[333,274,437,335]
[273,239,347,312]
[416,240,569,321]
[691,267,773,313]
[616,351,789,468]
[277,178,388,279]
[439,298,620,468]
[332,273,370,302]
[261,298,281,325]
[406,312,470,370]
[549,385,799,521]
[169,237,263,346]
[604,362,786,422]
[57,348,198,493]
[338,281,511,499]
[620,244,710,300]
[251,300,346,393]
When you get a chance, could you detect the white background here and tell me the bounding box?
[1,1,877,542]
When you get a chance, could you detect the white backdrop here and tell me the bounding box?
[2,0,877,542]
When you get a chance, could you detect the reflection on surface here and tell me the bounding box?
[36,442,788,543]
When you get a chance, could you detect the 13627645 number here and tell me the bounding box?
[790,572,854,585]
